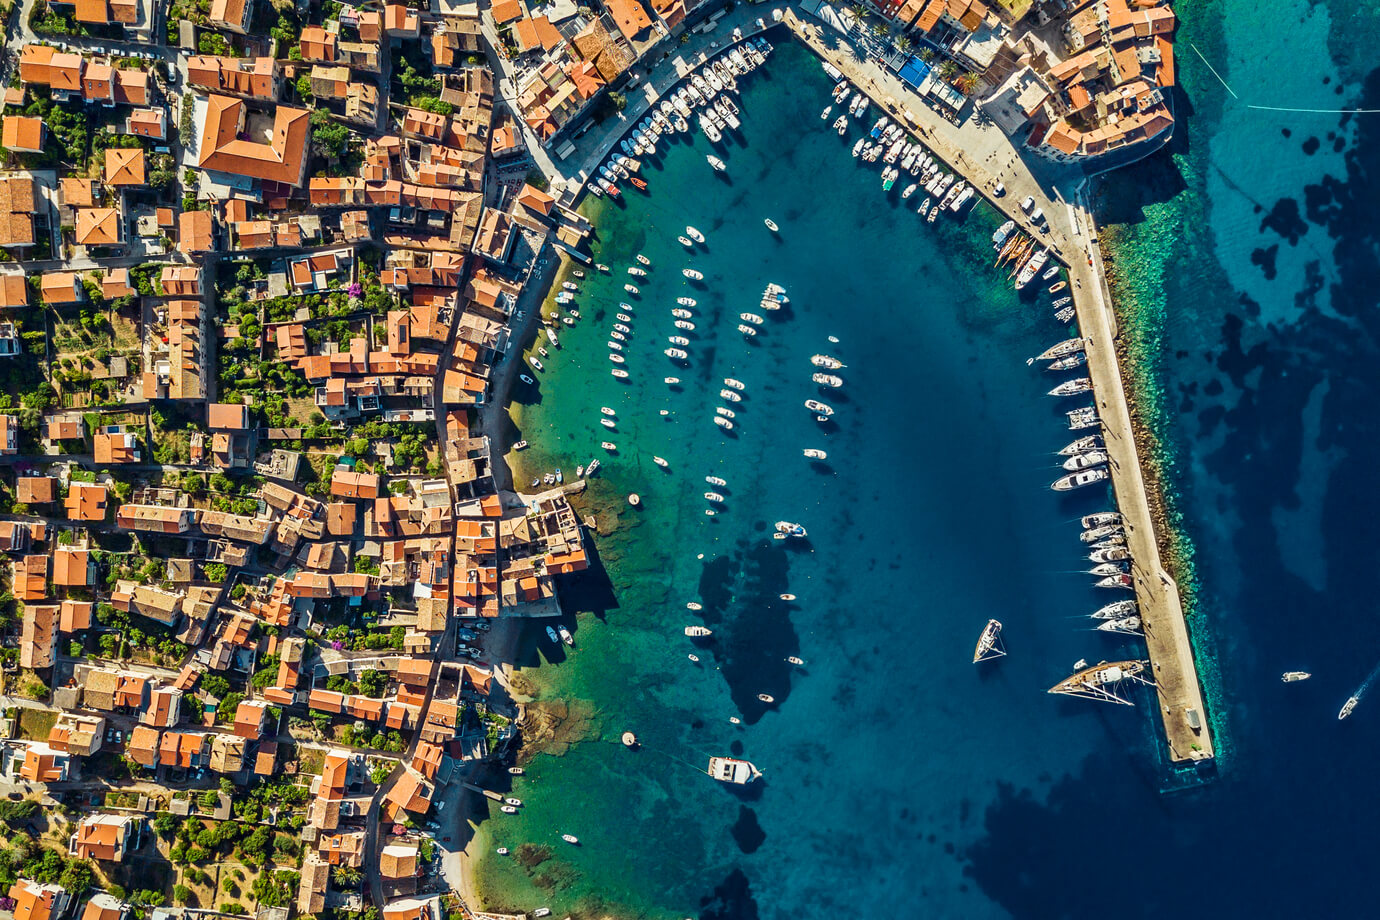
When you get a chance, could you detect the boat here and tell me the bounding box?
[707,155,727,171]
[705,476,727,486]
[610,331,627,342]
[600,418,617,429]
[1056,306,1076,323]
[519,374,534,385]
[803,448,827,459]
[607,341,623,352]
[675,320,696,331]
[1082,511,1122,528]
[609,353,625,364]
[715,407,735,420]
[513,440,529,451]
[501,805,517,814]
[595,263,609,272]
[901,182,918,199]
[707,756,762,784]
[1096,573,1134,590]
[601,441,617,451]
[812,373,843,388]
[545,328,559,347]
[669,335,690,346]
[740,312,764,325]
[757,693,775,703]
[1097,616,1143,636]
[1089,563,1127,578]
[504,797,522,807]
[628,267,646,277]
[738,324,757,336]
[714,417,734,430]
[1052,296,1073,309]
[973,619,1006,663]
[804,400,834,417]
[1059,437,1104,459]
[1092,535,1127,550]
[775,521,807,538]
[811,354,845,369]
[683,268,703,280]
[562,281,577,291]
[678,296,697,306]
[1090,547,1130,564]
[1063,451,1108,471]
[1340,697,1359,720]
[1048,354,1087,371]
[532,358,545,371]
[625,283,640,294]
[851,139,866,157]
[684,625,714,640]
[665,347,688,359]
[1052,468,1109,491]
[686,226,705,242]
[705,492,724,503]
[1016,249,1050,290]
[1050,280,1068,294]
[1091,600,1137,620]
[1067,407,1100,430]
[545,625,559,643]
[1081,524,1122,543]
[557,626,574,647]
[665,376,681,384]
[719,389,741,402]
[562,834,580,845]
[724,378,745,390]
[765,218,779,232]
[1048,659,1149,705]
[992,219,1017,247]
[1036,339,1084,362]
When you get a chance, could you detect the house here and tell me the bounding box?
[59,600,93,633]
[142,685,181,728]
[383,770,432,817]
[178,210,215,253]
[232,699,269,738]
[8,879,71,920]
[208,403,249,430]
[605,0,654,40]
[196,95,310,189]
[160,265,200,296]
[187,56,280,99]
[157,731,207,769]
[116,504,194,533]
[20,603,57,669]
[65,482,108,521]
[126,108,166,140]
[75,208,122,248]
[104,148,146,186]
[379,842,419,878]
[125,725,160,768]
[0,415,17,455]
[13,555,47,600]
[300,26,337,62]
[40,272,83,305]
[2,116,45,153]
[383,3,420,38]
[0,272,27,306]
[70,813,138,862]
[331,468,382,500]
[208,0,254,33]
[52,548,93,587]
[100,268,135,299]
[47,713,104,756]
[11,742,68,783]
[94,425,139,464]
[16,477,56,506]
[0,176,36,249]
[79,893,128,920]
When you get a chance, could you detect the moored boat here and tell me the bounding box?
[1052,468,1109,491]
[707,756,762,784]
[774,520,807,538]
[1091,600,1137,620]
[1060,435,1103,456]
[811,354,845,369]
[1281,671,1311,682]
[804,399,834,417]
[973,619,1006,663]
[683,268,703,280]
[686,626,713,637]
[812,372,843,388]
[803,448,827,459]
[1048,659,1149,705]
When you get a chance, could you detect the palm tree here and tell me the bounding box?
[896,35,913,55]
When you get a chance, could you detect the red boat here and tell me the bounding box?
[607,184,621,198]
[630,177,648,190]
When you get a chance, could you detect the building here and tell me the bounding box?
[196,96,311,189]
[208,0,254,33]
[65,482,108,521]
[104,148,145,186]
[2,116,45,153]
[8,879,71,920]
[115,504,194,533]
[70,814,138,862]
[187,56,280,99]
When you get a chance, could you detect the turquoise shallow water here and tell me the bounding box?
[472,37,1157,919]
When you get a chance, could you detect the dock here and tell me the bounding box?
[781,10,1213,764]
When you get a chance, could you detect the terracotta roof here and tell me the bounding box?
[16,477,55,505]
[104,148,145,186]
[491,0,523,23]
[1,116,43,152]
[197,95,310,187]
[604,0,653,39]
[75,208,121,247]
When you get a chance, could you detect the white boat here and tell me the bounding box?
[707,756,762,784]
[675,320,696,331]
[765,218,779,232]
[1052,468,1110,491]
[532,358,545,371]
[705,492,724,503]
[628,267,646,277]
[513,440,529,450]
[1082,511,1122,528]
[757,693,775,703]
[625,283,640,294]
[1091,600,1137,620]
[901,183,918,199]
[562,834,579,845]
[558,626,574,647]
[600,418,616,429]
[707,155,727,171]
[601,441,617,451]
[716,407,735,419]
[686,226,705,242]
[665,347,687,359]
[714,417,734,430]
[812,373,843,388]
[1097,616,1143,635]
[1340,696,1359,720]
[501,805,517,814]
[811,354,845,369]
[719,389,741,402]
[683,268,703,280]
[607,341,623,351]
[705,475,727,487]
[1281,671,1311,682]
[723,378,745,390]
[738,324,757,336]
[669,335,690,346]
[851,139,865,157]
[775,521,807,538]
[1016,249,1049,291]
[611,368,628,379]
[804,400,833,417]
[1063,451,1108,472]
[610,331,627,342]
[678,235,694,247]
[664,376,680,384]
[504,797,522,807]
[740,313,764,325]
[609,353,625,364]
[615,322,632,332]
[803,448,827,459]
[686,626,713,637]
[546,328,559,347]
[678,296,697,306]
[1049,377,1094,398]
[672,309,693,319]
[973,619,1006,663]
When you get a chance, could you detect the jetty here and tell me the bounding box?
[781,10,1213,765]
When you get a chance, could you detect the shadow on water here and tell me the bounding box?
[556,534,620,623]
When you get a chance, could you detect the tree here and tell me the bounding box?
[172,885,190,905]
[310,110,349,158]
[608,91,627,112]
[358,669,387,698]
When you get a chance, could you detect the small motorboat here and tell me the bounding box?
[764,218,779,232]
[636,254,650,265]
[775,521,807,538]
[546,625,559,643]
[720,389,741,402]
[714,417,734,430]
[687,602,703,611]
[609,353,625,364]
[678,235,694,247]
[757,694,774,704]
[686,226,705,242]
[625,283,640,294]
[1050,280,1068,294]
[562,281,577,291]
[596,263,610,272]
[1282,671,1311,682]
[558,625,574,647]
[780,594,796,601]
[611,369,629,379]
[601,441,617,451]
[705,492,725,503]
[501,805,517,814]
[600,406,616,417]
[519,374,534,385]
[706,476,727,486]
[716,407,735,419]
[683,268,703,280]
[803,448,827,459]
[805,400,834,417]
[707,155,727,171]
[724,378,745,390]
[786,656,804,665]
[678,296,697,306]
[686,626,713,637]
[600,418,616,429]
[628,266,646,277]
[673,309,693,319]
[654,456,669,468]
[562,834,580,845]
[504,797,522,807]
[497,847,510,855]
[689,654,700,662]
[738,325,757,336]
[513,440,528,450]
[813,373,843,388]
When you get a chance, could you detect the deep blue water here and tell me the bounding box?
[464,0,1380,913]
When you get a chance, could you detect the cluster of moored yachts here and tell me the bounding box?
[1034,337,1109,493]
[589,32,773,199]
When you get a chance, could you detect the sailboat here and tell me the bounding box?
[1048,659,1150,705]
[973,619,1006,663]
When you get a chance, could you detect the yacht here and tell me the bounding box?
[901,182,918,199]
[1081,524,1122,543]
[1340,696,1359,719]
[1051,468,1110,491]
[686,226,705,242]
[851,138,866,157]
[707,756,762,784]
[724,378,745,390]
[665,347,688,360]
[1097,616,1143,635]
[803,448,827,459]
[700,114,722,143]
[686,625,713,637]
[992,219,1017,247]
[805,400,833,417]
[1091,600,1137,620]
[1048,353,1087,371]
[834,115,848,135]
[811,354,845,369]
[1281,671,1311,682]
[973,619,1006,663]
[1016,249,1050,290]
[683,268,703,280]
[1048,659,1147,704]
[1089,563,1128,578]
[719,389,741,402]
[1082,511,1122,528]
[812,373,843,388]
[1063,451,1108,471]
[775,521,807,538]
[1049,377,1093,397]
[1060,435,1103,456]
[1067,406,1100,430]
[678,296,697,306]
[707,155,727,171]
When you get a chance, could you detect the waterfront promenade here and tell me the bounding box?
[781,10,1212,764]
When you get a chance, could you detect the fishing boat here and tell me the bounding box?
[1063,451,1108,471]
[707,756,762,784]
[1091,600,1137,620]
[562,834,580,845]
[705,492,724,503]
[707,155,727,171]
[720,389,741,402]
[678,235,694,247]
[1052,468,1109,491]
[811,354,845,369]
[1282,671,1311,682]
[803,448,827,459]
[812,372,843,388]
[683,268,703,280]
[714,417,734,430]
[973,619,1006,663]
[1037,339,1084,362]
[1082,511,1122,529]
[678,296,697,306]
[775,521,807,538]
[804,400,834,417]
[740,312,764,325]
[601,441,617,451]
[1048,659,1149,705]
[706,476,727,486]
[686,226,705,242]
[686,626,713,637]
[675,320,696,331]
[765,218,779,232]
[1097,616,1143,636]
[723,378,745,390]
[665,347,688,360]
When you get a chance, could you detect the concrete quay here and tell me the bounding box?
[782,11,1213,764]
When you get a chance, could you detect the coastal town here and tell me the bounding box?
[0,0,1205,913]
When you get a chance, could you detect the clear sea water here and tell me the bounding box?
[466,2,1380,914]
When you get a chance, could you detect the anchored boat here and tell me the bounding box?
[1048,660,1150,705]
[707,756,762,784]
[973,619,1006,663]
